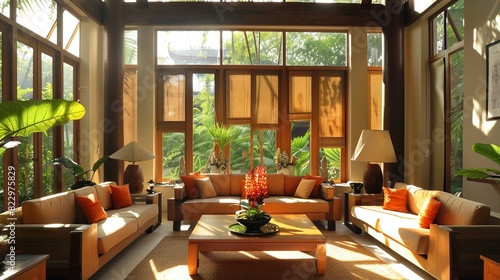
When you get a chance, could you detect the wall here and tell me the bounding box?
[462,0,500,211]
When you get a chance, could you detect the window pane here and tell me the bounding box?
[286,32,347,66]
[42,53,54,194]
[289,73,312,114]
[193,73,215,172]
[252,130,276,170]
[159,74,185,121]
[230,125,251,174]
[157,31,220,65]
[450,50,464,194]
[368,71,383,130]
[320,148,341,182]
[17,0,57,43]
[447,0,464,48]
[319,72,345,137]
[222,31,283,65]
[63,10,80,57]
[429,58,445,188]
[0,0,9,18]
[123,69,137,144]
[63,62,75,189]
[432,12,445,55]
[17,41,35,201]
[367,33,382,67]
[255,74,279,125]
[125,30,138,65]
[0,32,2,101]
[162,132,185,180]
[227,73,251,119]
[291,121,310,176]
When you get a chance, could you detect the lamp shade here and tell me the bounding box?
[110,141,155,164]
[351,130,397,163]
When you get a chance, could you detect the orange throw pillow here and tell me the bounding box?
[382,187,408,213]
[418,196,442,228]
[110,184,133,209]
[76,193,107,224]
[181,172,206,199]
[305,174,324,198]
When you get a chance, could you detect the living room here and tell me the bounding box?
[1,0,500,279]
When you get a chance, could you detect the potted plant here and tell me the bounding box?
[457,143,500,185]
[236,166,271,232]
[53,155,109,190]
[274,148,297,175]
[207,123,234,173]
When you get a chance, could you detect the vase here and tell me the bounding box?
[210,166,224,174]
[278,165,295,175]
[236,214,272,233]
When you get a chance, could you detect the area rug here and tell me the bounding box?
[125,233,406,280]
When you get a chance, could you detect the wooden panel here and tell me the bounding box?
[123,3,386,27]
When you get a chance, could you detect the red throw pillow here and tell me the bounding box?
[181,172,207,199]
[382,187,408,213]
[418,196,442,228]
[110,184,133,209]
[76,193,107,224]
[305,174,324,198]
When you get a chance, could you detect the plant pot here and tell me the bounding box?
[71,180,96,190]
[236,214,272,233]
[210,166,223,174]
[278,165,295,175]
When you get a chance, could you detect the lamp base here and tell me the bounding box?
[363,163,383,194]
[123,164,144,194]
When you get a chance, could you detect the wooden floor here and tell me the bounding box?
[89,215,436,280]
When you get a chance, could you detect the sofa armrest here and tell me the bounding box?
[429,224,500,280]
[4,223,98,279]
[320,183,335,200]
[174,184,186,200]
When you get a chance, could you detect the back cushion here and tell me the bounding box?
[207,174,231,195]
[434,192,490,225]
[284,175,303,196]
[230,174,246,196]
[22,191,76,224]
[267,174,284,195]
[73,186,99,223]
[94,182,113,210]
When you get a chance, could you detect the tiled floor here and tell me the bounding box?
[89,215,436,280]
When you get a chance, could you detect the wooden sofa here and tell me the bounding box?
[167,173,341,231]
[345,182,500,279]
[0,182,161,280]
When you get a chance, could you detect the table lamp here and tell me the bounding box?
[110,141,155,194]
[351,130,397,194]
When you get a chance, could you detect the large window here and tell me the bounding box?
[429,0,464,194]
[156,30,348,182]
[0,5,81,211]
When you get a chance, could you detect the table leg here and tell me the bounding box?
[316,243,326,275]
[188,242,198,275]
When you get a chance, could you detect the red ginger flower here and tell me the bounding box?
[245,166,268,208]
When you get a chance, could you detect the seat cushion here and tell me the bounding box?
[261,196,328,213]
[106,204,158,228]
[352,205,430,254]
[181,196,241,216]
[96,216,137,254]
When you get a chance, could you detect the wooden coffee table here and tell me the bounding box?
[187,214,326,275]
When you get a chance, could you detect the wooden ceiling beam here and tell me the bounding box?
[56,0,106,25]
[123,2,386,27]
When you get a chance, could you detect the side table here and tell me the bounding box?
[0,254,49,280]
[344,192,383,234]
[481,254,500,280]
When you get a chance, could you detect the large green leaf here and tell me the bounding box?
[0,99,85,142]
[472,143,500,165]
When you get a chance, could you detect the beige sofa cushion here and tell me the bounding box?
[22,191,76,224]
[262,196,328,213]
[96,217,137,254]
[352,205,430,254]
[182,196,241,216]
[107,204,158,229]
[207,174,231,195]
[94,182,114,210]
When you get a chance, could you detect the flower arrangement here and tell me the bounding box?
[236,166,268,220]
[274,148,297,171]
[208,151,228,171]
